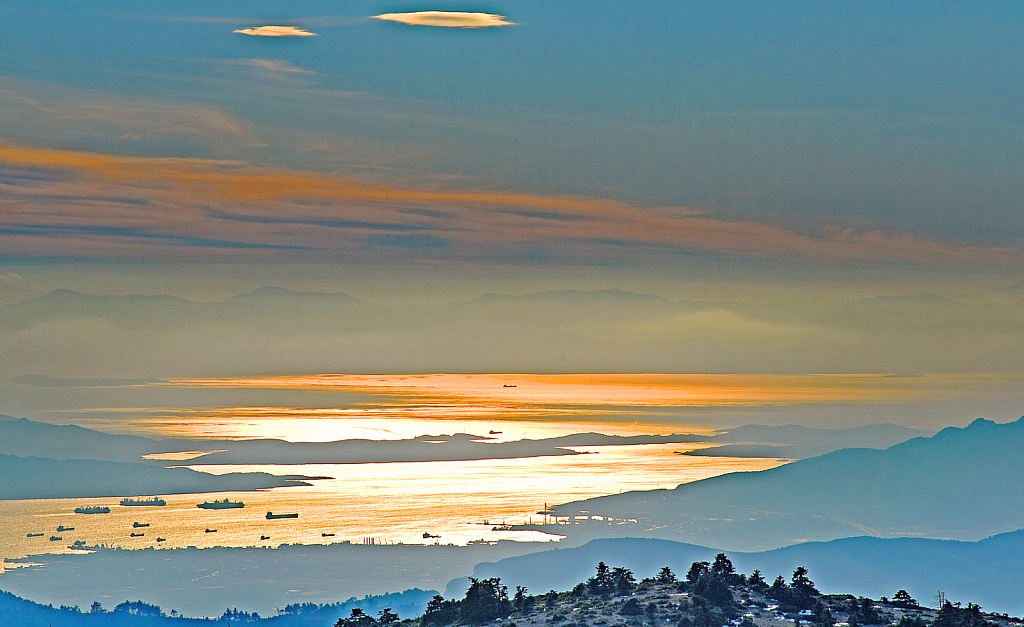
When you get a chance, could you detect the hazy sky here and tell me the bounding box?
[2,1,1022,263]
[1,1,1023,423]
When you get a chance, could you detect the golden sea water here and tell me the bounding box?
[12,371,947,565]
[0,443,784,563]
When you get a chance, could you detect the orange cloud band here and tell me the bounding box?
[1,143,1021,267]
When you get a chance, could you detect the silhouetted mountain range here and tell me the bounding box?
[0,454,312,500]
[553,417,1024,550]
[691,423,928,459]
[0,417,712,471]
[0,415,924,474]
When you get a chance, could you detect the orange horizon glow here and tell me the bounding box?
[167,371,1021,407]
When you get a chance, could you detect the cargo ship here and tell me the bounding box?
[74,506,111,514]
[120,497,166,507]
[196,498,244,509]
[266,511,298,519]
[68,540,100,552]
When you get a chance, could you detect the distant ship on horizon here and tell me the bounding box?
[133,522,150,528]
[120,497,166,507]
[197,498,244,509]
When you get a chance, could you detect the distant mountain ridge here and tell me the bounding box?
[0,418,166,463]
[553,416,1024,550]
[691,423,929,459]
[0,454,312,500]
[471,289,669,303]
[0,287,367,332]
[0,416,706,467]
[0,415,921,469]
[225,286,365,304]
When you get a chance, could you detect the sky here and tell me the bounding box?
[1,1,1023,428]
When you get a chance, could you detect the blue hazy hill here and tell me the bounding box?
[0,587,433,627]
[692,423,928,459]
[449,531,1024,616]
[553,416,1024,550]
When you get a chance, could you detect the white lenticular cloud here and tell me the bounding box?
[233,25,316,37]
[371,11,515,28]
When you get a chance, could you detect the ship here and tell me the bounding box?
[133,522,150,528]
[120,497,166,507]
[26,532,44,537]
[49,535,62,541]
[422,532,440,539]
[266,511,298,519]
[260,535,270,540]
[56,525,75,532]
[196,498,244,509]
[74,506,110,514]
[205,528,217,533]
[130,532,145,537]
[156,537,166,542]
[68,540,100,552]
[322,532,335,537]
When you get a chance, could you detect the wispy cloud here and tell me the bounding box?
[233,25,316,37]
[0,78,258,153]
[244,59,313,74]
[371,11,515,28]
[0,143,1021,267]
